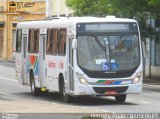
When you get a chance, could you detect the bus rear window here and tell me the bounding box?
[28,29,35,53]
[16,29,22,52]
[51,29,58,55]
[35,29,39,53]
[46,29,58,55]
[59,29,67,56]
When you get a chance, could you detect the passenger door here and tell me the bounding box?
[21,29,28,85]
[68,38,74,91]
[39,29,47,88]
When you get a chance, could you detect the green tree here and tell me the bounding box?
[66,0,110,16]
[66,0,160,37]
[66,0,160,17]
[66,0,149,17]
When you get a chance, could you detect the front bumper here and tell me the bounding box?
[73,80,142,96]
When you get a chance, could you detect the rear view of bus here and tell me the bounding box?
[73,17,143,103]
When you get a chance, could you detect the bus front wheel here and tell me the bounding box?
[30,73,41,96]
[59,79,72,103]
[115,94,127,103]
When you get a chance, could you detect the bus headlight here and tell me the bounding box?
[76,72,89,85]
[132,71,143,84]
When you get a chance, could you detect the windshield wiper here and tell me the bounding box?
[115,33,125,48]
[93,35,105,51]
[93,35,110,70]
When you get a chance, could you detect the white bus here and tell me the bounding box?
[15,16,143,103]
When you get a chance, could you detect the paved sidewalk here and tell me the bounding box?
[143,79,160,86]
[0,59,15,68]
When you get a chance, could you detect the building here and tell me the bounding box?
[47,0,73,17]
[144,19,160,79]
[0,0,46,59]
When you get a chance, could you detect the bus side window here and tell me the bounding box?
[16,29,22,52]
[46,29,51,55]
[59,29,66,56]
[28,29,35,53]
[50,29,58,55]
[35,29,39,53]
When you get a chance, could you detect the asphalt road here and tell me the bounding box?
[0,63,160,119]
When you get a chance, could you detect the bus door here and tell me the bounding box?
[21,29,28,85]
[68,38,74,91]
[39,29,47,88]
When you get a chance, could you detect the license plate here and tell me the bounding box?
[105,90,117,95]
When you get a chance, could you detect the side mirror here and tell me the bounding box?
[72,38,77,49]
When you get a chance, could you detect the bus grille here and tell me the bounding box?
[93,86,128,94]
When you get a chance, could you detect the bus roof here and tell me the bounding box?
[16,16,137,29]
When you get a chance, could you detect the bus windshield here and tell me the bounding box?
[77,34,140,72]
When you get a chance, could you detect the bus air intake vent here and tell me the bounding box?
[93,86,128,94]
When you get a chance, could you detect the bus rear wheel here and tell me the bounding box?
[115,94,127,103]
[60,79,72,103]
[30,73,41,96]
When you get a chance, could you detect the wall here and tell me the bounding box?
[52,0,73,17]
[144,36,160,79]
[0,0,46,59]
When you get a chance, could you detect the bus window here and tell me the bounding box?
[28,29,35,53]
[16,29,22,52]
[46,29,51,55]
[50,29,58,55]
[59,29,66,56]
[35,29,39,53]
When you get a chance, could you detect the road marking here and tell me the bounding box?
[39,100,58,105]
[0,91,15,97]
[127,98,152,104]
[0,65,15,70]
[0,91,9,95]
[143,84,160,88]
[100,110,110,113]
[0,76,18,82]
[126,98,152,104]
[140,101,152,104]
[142,93,153,97]
[126,98,133,101]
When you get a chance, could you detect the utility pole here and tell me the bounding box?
[5,0,10,59]
[46,0,52,18]
[57,0,60,17]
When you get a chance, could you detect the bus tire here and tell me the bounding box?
[30,73,41,96]
[59,79,72,103]
[115,94,127,103]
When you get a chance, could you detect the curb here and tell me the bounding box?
[143,84,160,88]
[0,60,15,63]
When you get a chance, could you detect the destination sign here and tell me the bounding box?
[77,23,138,33]
[85,24,129,31]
